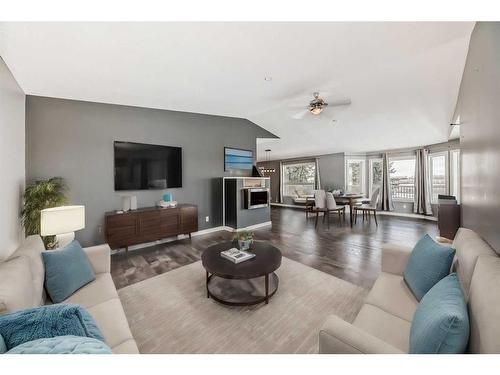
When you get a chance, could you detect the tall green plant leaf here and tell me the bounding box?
[20,177,68,236]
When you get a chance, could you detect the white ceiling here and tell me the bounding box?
[0,22,474,161]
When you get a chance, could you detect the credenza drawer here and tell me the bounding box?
[160,223,179,236]
[105,205,197,250]
[106,225,138,247]
[180,206,198,234]
[106,213,136,228]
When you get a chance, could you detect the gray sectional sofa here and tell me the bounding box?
[319,228,500,354]
[0,235,138,354]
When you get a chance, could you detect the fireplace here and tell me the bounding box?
[244,188,270,209]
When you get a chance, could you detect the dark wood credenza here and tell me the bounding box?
[105,204,198,251]
[438,204,461,241]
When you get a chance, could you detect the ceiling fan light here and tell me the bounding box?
[310,106,322,115]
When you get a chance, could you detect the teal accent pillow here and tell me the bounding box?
[0,334,6,353]
[410,273,469,353]
[42,240,95,303]
[0,304,104,350]
[404,234,455,301]
[7,335,112,354]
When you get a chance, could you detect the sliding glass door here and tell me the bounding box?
[388,155,416,202]
[345,158,366,194]
[450,149,461,203]
[429,151,449,203]
[428,149,460,203]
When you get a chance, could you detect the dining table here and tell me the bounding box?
[333,193,365,227]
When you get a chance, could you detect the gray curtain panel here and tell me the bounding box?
[279,161,284,203]
[315,158,321,190]
[381,153,394,211]
[413,149,433,215]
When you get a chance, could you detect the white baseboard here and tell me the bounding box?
[177,226,226,239]
[233,221,272,232]
[271,203,437,221]
[113,221,272,253]
[270,203,306,209]
[377,211,438,221]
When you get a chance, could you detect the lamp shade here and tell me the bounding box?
[40,205,85,236]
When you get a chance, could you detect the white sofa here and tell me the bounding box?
[319,228,500,354]
[0,235,138,354]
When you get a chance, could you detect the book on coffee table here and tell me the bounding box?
[220,248,256,264]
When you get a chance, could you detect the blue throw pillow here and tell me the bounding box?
[410,273,470,353]
[42,240,95,303]
[0,304,105,350]
[7,335,112,354]
[404,234,455,301]
[0,334,6,353]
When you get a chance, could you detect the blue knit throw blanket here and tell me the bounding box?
[0,304,104,351]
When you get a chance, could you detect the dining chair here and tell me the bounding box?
[312,190,345,229]
[325,192,346,228]
[311,190,326,228]
[353,188,380,226]
[305,196,315,219]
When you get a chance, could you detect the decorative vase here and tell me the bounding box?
[238,239,252,251]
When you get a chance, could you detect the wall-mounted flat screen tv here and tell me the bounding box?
[224,147,253,171]
[114,141,182,190]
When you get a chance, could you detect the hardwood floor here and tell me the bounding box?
[111,207,437,290]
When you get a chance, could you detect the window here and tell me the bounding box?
[450,149,461,203]
[369,158,383,197]
[429,151,449,204]
[426,149,460,204]
[389,156,415,201]
[282,161,316,197]
[345,158,366,194]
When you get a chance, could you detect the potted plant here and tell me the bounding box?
[20,177,67,248]
[233,230,254,251]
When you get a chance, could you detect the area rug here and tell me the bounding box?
[118,257,368,353]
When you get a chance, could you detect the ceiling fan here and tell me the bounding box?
[290,92,351,120]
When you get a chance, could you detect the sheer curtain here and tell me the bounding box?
[315,158,321,190]
[414,149,433,215]
[381,153,394,211]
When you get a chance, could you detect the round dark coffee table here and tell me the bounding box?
[202,241,282,306]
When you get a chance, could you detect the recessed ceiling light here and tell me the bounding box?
[264,77,272,82]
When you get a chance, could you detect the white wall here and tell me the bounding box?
[0,57,25,259]
[455,23,500,253]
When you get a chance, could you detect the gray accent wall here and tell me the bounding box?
[223,178,271,229]
[454,22,500,253]
[25,96,276,247]
[0,58,25,260]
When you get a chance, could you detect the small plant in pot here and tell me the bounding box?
[233,230,254,251]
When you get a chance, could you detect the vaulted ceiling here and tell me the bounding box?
[0,22,474,160]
